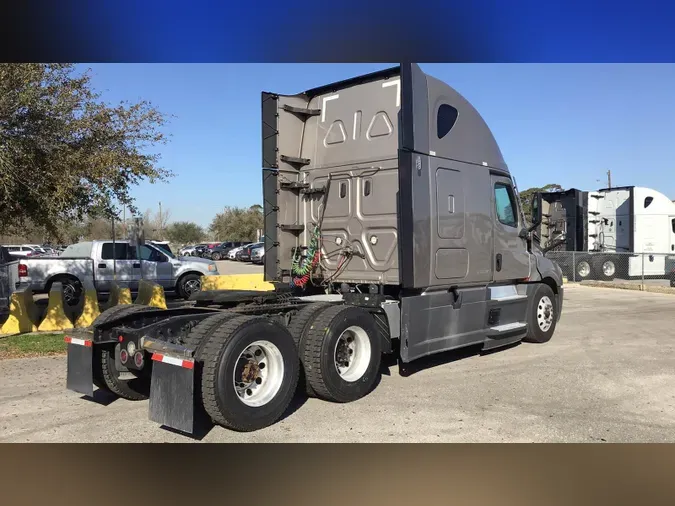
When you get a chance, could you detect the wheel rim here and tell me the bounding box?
[233,340,284,407]
[63,283,77,304]
[602,260,615,277]
[537,295,554,333]
[577,261,590,278]
[213,253,220,260]
[333,325,372,382]
[184,278,201,295]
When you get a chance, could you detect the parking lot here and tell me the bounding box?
[2,280,674,443]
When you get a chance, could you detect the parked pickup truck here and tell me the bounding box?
[17,240,219,305]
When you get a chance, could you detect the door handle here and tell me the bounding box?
[496,253,502,272]
[98,263,107,269]
[133,263,141,268]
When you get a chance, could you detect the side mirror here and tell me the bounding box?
[518,228,529,240]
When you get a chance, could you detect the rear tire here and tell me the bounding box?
[302,305,382,403]
[49,275,82,307]
[593,256,617,281]
[212,252,222,261]
[523,284,557,344]
[200,315,299,432]
[93,304,157,400]
[287,302,333,397]
[574,257,593,281]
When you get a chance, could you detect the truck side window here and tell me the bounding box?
[672,218,675,234]
[101,243,129,260]
[494,183,518,228]
[437,104,458,139]
[134,245,164,262]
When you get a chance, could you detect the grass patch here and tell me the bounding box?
[0,332,66,359]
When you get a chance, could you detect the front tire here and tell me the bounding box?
[200,315,299,432]
[523,284,558,344]
[302,305,382,403]
[212,252,222,261]
[177,273,202,299]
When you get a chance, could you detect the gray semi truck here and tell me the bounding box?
[64,64,564,435]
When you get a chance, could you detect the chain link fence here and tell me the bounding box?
[544,250,675,288]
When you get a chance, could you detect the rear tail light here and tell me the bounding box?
[18,264,27,277]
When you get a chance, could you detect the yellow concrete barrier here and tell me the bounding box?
[0,287,39,335]
[201,273,274,292]
[102,282,133,310]
[75,279,101,328]
[37,282,74,332]
[119,286,132,305]
[135,279,167,309]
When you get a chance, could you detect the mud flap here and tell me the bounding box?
[148,354,196,434]
[65,336,94,397]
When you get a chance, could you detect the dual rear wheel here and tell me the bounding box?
[179,304,383,431]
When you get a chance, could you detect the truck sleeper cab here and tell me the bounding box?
[64,64,564,436]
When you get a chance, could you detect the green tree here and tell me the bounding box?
[519,184,563,222]
[0,64,172,239]
[166,221,204,245]
[209,206,263,242]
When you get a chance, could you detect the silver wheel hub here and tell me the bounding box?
[537,295,554,333]
[334,325,371,382]
[577,261,590,278]
[184,279,201,295]
[233,340,284,407]
[602,260,615,276]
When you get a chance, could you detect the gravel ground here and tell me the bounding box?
[2,284,674,443]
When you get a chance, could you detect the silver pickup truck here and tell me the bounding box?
[17,240,219,304]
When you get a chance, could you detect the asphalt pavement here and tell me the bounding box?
[2,283,674,442]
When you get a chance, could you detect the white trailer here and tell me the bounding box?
[534,185,675,281]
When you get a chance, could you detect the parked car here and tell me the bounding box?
[209,241,246,261]
[227,244,246,260]
[236,242,263,262]
[17,239,219,305]
[4,245,40,257]
[250,245,265,264]
[179,245,198,256]
[193,243,218,258]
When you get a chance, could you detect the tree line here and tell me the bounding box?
[0,205,264,246]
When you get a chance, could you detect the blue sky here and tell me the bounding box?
[79,64,675,227]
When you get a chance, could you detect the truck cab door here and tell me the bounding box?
[137,245,173,288]
[490,174,530,282]
[97,242,141,292]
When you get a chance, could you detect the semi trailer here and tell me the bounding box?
[532,186,675,282]
[64,63,564,435]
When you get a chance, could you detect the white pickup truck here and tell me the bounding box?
[17,240,219,305]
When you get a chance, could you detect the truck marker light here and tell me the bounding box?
[64,336,92,347]
[118,336,124,342]
[134,351,144,368]
[151,353,194,370]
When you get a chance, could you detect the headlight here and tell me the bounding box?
[208,264,217,272]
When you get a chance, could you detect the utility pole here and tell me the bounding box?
[158,201,163,240]
[607,170,612,189]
